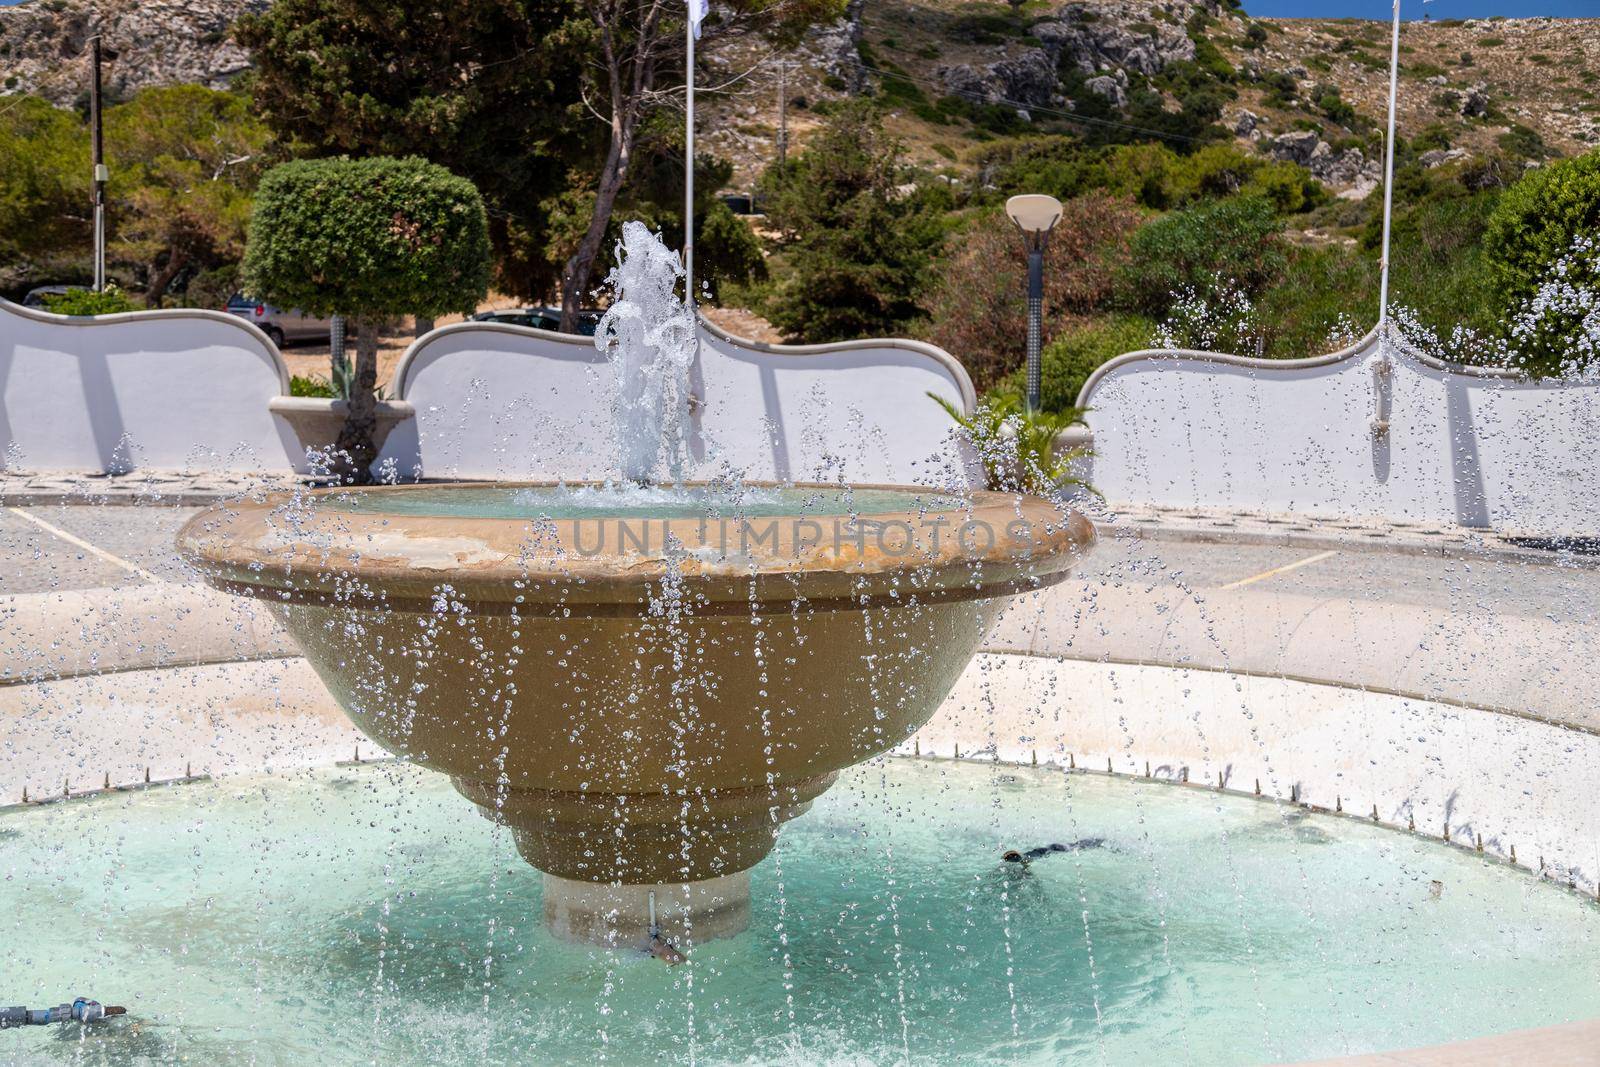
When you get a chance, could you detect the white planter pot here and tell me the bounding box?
[268,396,416,473]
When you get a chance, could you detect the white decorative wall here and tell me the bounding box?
[0,297,298,473]
[1076,329,1600,535]
[379,318,976,485]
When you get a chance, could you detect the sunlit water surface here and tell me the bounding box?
[316,483,967,520]
[4,759,1598,1065]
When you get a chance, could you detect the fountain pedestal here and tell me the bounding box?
[543,871,752,946]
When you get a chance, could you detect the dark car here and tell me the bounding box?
[22,285,88,309]
[470,307,603,337]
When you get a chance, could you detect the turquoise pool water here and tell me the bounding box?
[314,483,967,521]
[3,759,1598,1065]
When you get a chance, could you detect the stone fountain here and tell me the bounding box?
[176,224,1094,947]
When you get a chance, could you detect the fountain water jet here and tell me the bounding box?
[176,227,1095,948]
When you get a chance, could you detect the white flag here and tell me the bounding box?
[689,0,708,38]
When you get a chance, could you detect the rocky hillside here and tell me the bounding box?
[3,0,1597,199]
[702,1,1600,194]
[0,0,265,105]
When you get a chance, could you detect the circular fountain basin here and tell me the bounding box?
[5,759,1599,1065]
[176,483,1092,941]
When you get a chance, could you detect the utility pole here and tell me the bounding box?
[89,35,107,292]
[776,60,789,166]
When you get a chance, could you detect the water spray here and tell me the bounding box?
[1,998,125,1028]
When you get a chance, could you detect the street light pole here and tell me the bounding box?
[89,35,107,292]
[1005,194,1064,415]
[1025,241,1045,413]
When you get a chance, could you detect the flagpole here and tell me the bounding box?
[685,11,696,315]
[1377,0,1402,339]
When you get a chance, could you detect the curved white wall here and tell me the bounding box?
[379,318,977,484]
[1077,330,1600,535]
[0,297,298,474]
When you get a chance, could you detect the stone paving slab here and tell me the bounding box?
[0,469,302,507]
[1096,500,1600,568]
[988,579,1600,733]
[0,657,364,805]
[0,583,295,687]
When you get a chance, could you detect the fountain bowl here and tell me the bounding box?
[177,481,1093,943]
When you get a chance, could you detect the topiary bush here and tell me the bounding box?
[1482,147,1600,305]
[242,155,490,480]
[1116,196,1286,317]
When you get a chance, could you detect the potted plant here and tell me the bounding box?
[243,155,491,482]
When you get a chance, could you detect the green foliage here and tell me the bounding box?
[1253,242,1377,359]
[1116,196,1287,316]
[1315,85,1358,127]
[758,103,943,341]
[105,86,269,304]
[994,315,1155,413]
[931,392,1092,497]
[1483,148,1600,305]
[925,194,1141,389]
[975,138,1321,215]
[42,286,137,315]
[1262,71,1297,107]
[289,374,339,398]
[235,0,592,301]
[1496,124,1548,161]
[0,96,87,281]
[242,155,491,320]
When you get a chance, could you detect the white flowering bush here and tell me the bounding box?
[1152,275,1265,356]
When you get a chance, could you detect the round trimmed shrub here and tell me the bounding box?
[242,155,490,321]
[1483,148,1600,303]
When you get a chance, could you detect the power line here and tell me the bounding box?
[853,59,1216,147]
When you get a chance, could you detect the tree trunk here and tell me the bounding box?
[561,148,632,332]
[145,249,190,308]
[333,316,380,484]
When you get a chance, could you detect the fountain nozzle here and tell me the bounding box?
[0,998,126,1028]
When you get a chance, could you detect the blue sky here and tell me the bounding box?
[1245,0,1595,17]
[0,0,1591,16]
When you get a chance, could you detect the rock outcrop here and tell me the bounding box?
[936,49,1060,110]
[0,0,266,106]
[1030,2,1197,77]
[1267,130,1380,198]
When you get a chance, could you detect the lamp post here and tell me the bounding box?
[1005,194,1063,414]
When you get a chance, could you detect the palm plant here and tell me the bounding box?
[932,393,1096,497]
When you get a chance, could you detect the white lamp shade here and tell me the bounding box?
[1005,194,1063,234]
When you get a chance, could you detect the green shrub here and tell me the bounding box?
[289,374,339,398]
[1496,124,1548,161]
[1254,243,1377,359]
[995,315,1155,412]
[1482,148,1600,305]
[759,102,943,342]
[1116,196,1287,316]
[42,287,137,315]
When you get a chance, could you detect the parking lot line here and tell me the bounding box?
[1217,549,1338,591]
[7,507,164,585]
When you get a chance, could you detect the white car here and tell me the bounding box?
[224,293,336,348]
